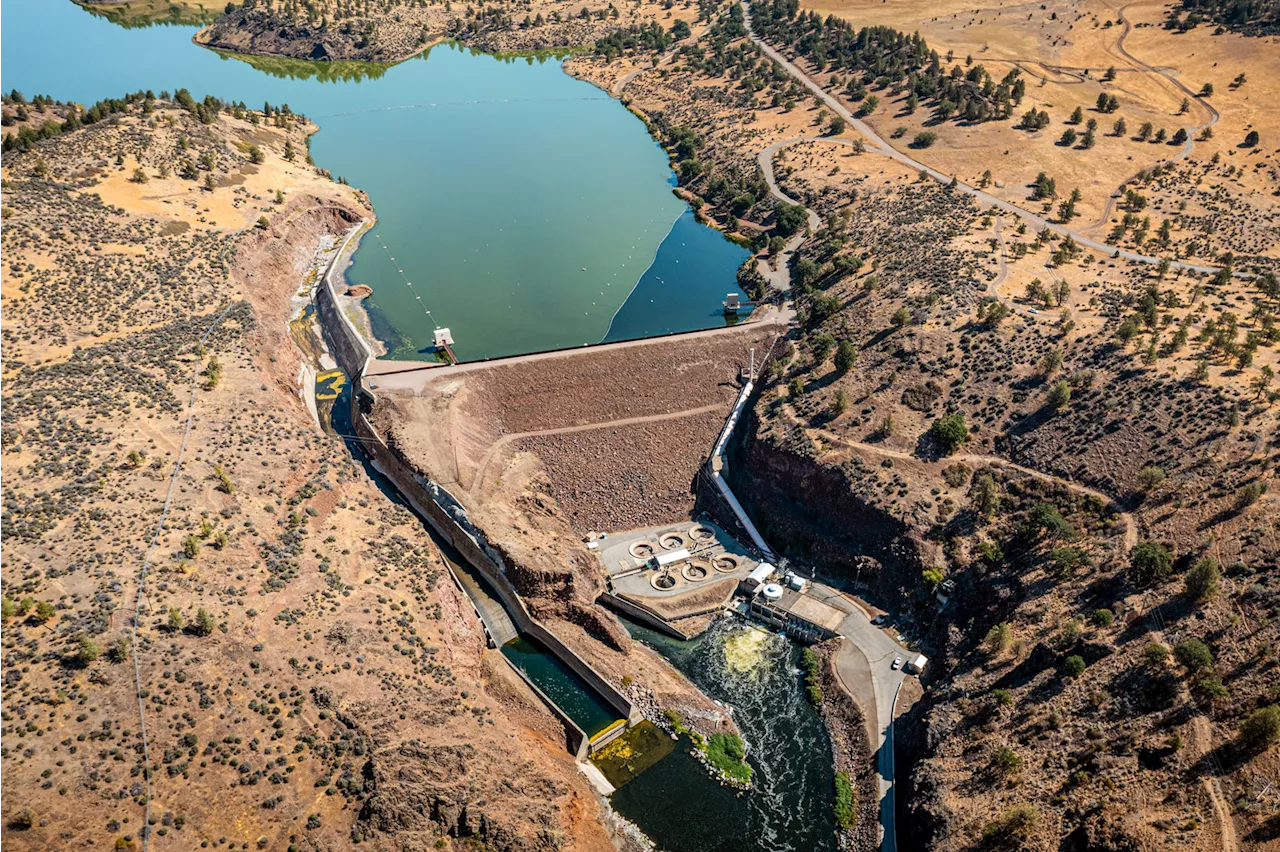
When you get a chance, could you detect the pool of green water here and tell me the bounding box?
[501,636,622,738]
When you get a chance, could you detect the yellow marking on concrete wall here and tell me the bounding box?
[315,370,346,401]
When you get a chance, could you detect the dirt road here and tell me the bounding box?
[784,405,1140,551]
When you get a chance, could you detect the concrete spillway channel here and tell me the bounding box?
[445,550,519,647]
[445,553,625,745]
[351,407,637,758]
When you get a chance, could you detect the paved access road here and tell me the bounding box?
[805,582,909,852]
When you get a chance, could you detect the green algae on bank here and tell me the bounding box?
[210,48,400,83]
[591,721,676,789]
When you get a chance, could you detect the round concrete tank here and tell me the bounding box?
[659,533,686,550]
[712,554,741,573]
[760,583,784,602]
[688,524,715,543]
[629,542,654,559]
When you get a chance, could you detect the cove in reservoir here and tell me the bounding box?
[0,0,750,361]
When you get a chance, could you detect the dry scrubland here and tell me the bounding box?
[0,97,619,851]
[24,0,1280,844]
[195,0,707,60]
[797,0,1279,271]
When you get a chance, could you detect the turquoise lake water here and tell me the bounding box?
[0,0,749,360]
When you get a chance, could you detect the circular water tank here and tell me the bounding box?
[760,583,784,602]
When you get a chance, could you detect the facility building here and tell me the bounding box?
[652,548,692,569]
[741,562,776,592]
[748,585,845,643]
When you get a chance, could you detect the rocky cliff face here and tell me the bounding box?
[196,7,442,62]
[355,743,575,851]
[727,408,930,605]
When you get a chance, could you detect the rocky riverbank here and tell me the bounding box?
[193,0,696,63]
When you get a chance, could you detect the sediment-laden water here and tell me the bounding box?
[611,617,838,852]
[1,0,749,361]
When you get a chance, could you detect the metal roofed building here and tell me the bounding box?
[748,587,844,643]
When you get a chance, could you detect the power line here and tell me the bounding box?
[316,96,608,119]
[132,295,238,851]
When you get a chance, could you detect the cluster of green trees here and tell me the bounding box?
[0,596,56,623]
[800,647,823,705]
[755,0,1026,123]
[1019,108,1050,131]
[1096,93,1121,113]
[929,412,968,455]
[1167,0,1279,34]
[168,606,217,636]
[2,90,154,153]
[0,91,67,126]
[2,88,299,153]
[593,20,678,59]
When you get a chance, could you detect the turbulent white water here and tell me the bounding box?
[612,617,837,852]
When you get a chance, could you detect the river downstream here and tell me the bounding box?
[614,618,838,852]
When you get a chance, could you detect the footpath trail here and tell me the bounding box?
[741,0,1244,279]
[991,215,1011,302]
[782,405,1140,550]
[1192,714,1241,852]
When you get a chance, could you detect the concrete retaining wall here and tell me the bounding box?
[598,592,696,641]
[350,389,639,726]
[315,222,374,380]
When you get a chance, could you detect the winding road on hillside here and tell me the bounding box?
[741,0,1246,279]
[781,404,1140,549]
[755,139,822,292]
[1082,2,1221,232]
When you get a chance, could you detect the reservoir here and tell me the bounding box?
[0,0,750,361]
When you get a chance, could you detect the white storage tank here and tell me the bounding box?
[760,583,784,602]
